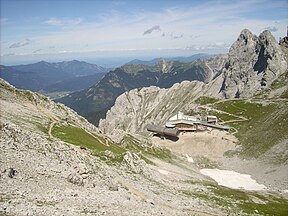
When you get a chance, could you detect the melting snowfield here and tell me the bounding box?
[200,169,267,191]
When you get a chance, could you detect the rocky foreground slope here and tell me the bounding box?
[1,79,288,215]
[0,79,208,216]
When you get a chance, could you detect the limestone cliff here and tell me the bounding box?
[219,29,287,98]
[99,79,223,140]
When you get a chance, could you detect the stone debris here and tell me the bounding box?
[8,168,16,178]
[67,173,84,186]
[123,151,146,174]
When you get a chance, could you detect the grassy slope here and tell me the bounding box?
[195,96,288,161]
[51,123,174,165]
[52,123,126,163]
[51,122,287,215]
[215,100,288,159]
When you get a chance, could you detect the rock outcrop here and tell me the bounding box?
[99,81,207,138]
[219,29,287,98]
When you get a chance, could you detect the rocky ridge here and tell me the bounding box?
[219,29,287,98]
[99,80,218,141]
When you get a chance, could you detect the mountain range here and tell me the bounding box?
[0,60,108,93]
[57,56,226,125]
[59,30,288,127]
[126,53,214,66]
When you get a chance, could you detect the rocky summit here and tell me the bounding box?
[219,29,287,98]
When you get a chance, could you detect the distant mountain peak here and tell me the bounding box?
[36,60,51,65]
[155,59,173,73]
[233,29,257,49]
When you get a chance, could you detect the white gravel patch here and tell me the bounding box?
[157,169,169,175]
[200,168,267,191]
[186,154,194,163]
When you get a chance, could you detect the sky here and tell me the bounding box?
[1,0,287,66]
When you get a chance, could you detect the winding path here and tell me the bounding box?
[34,105,60,138]
[48,120,57,138]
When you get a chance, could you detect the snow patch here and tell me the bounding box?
[200,169,266,191]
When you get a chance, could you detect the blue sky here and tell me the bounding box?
[1,0,287,65]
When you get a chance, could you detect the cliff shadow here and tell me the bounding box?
[153,134,179,142]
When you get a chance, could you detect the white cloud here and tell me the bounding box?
[111,0,126,6]
[2,53,15,57]
[33,49,42,53]
[206,42,230,50]
[44,17,83,26]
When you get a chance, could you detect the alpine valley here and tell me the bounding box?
[0,60,108,99]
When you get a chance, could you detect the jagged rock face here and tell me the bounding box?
[99,80,222,138]
[220,29,287,98]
